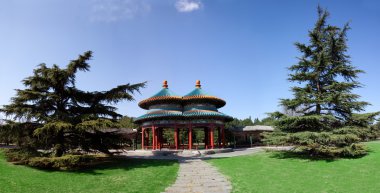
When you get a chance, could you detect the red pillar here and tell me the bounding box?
[154,128,158,149]
[152,126,156,150]
[210,125,214,149]
[204,128,208,149]
[221,125,226,148]
[174,126,179,150]
[141,127,145,150]
[188,124,193,150]
[156,127,159,150]
[159,128,162,150]
[147,129,150,148]
[217,128,221,148]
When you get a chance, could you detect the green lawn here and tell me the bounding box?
[0,150,179,193]
[208,141,380,193]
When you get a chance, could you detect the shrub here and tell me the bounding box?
[4,149,97,170]
[28,155,96,170]
[4,148,41,164]
[285,131,367,158]
[262,131,290,146]
[264,114,375,158]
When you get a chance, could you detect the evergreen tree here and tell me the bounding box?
[253,118,261,125]
[266,7,379,158]
[119,116,138,128]
[1,51,145,156]
[280,6,368,120]
[241,116,254,126]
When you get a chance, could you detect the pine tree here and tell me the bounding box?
[280,6,368,120]
[1,51,145,157]
[266,6,379,158]
[253,118,261,125]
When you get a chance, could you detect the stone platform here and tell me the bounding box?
[119,148,234,159]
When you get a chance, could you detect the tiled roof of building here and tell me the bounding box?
[231,125,275,132]
[134,80,232,123]
[182,80,226,108]
[138,80,182,110]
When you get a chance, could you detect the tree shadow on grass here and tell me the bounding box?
[269,149,370,162]
[37,157,179,175]
[268,151,338,162]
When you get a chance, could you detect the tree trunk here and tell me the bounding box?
[316,104,321,115]
[54,130,65,157]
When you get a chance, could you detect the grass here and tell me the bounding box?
[208,141,380,193]
[0,150,179,193]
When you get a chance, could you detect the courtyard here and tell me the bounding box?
[2,141,380,193]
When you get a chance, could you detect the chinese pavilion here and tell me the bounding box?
[134,80,233,150]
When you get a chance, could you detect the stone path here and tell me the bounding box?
[204,146,292,158]
[120,146,292,193]
[163,158,232,193]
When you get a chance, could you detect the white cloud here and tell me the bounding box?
[90,0,151,22]
[175,0,202,13]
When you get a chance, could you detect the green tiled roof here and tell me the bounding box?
[183,110,233,121]
[138,87,182,110]
[135,80,232,123]
[183,87,226,108]
[152,88,180,97]
[134,111,182,122]
[184,88,208,97]
[134,110,233,123]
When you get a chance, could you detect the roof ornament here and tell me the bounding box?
[163,80,168,88]
[195,80,201,88]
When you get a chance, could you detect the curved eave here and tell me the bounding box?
[183,110,233,122]
[138,96,182,110]
[182,96,226,108]
[133,111,183,123]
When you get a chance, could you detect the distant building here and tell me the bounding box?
[230,125,274,147]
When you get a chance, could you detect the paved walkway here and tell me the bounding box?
[204,146,292,158]
[121,146,292,193]
[163,158,232,193]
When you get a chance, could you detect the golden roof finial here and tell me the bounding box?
[195,80,201,88]
[163,80,168,88]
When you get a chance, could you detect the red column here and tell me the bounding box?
[156,127,159,150]
[217,128,221,148]
[188,124,193,150]
[159,128,162,150]
[204,128,208,149]
[154,128,158,149]
[221,125,226,148]
[210,125,214,149]
[147,129,150,148]
[152,126,156,150]
[174,126,178,150]
[141,127,145,150]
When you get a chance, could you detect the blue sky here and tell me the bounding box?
[0,0,379,120]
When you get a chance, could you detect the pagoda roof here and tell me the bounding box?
[230,125,275,132]
[183,80,226,108]
[134,110,183,123]
[138,80,182,110]
[183,110,233,121]
[134,80,232,123]
[134,110,232,123]
[151,87,179,97]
